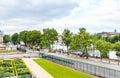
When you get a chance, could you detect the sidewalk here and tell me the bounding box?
[22,58,53,78]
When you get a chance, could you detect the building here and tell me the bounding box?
[0,30,6,50]
[97,29,119,37]
[0,30,3,44]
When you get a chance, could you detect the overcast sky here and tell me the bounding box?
[0,0,120,35]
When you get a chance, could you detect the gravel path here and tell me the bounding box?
[22,58,53,78]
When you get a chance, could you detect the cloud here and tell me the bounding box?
[0,0,77,25]
[0,0,120,35]
[37,0,120,34]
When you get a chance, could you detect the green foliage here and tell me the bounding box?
[30,30,41,46]
[0,59,31,77]
[19,31,29,46]
[70,34,81,50]
[14,59,26,68]
[114,42,120,51]
[11,33,20,45]
[0,60,15,77]
[78,28,91,48]
[19,30,42,49]
[0,67,13,72]
[91,34,100,44]
[114,42,120,56]
[43,28,58,49]
[3,34,11,44]
[14,59,31,75]
[17,68,30,75]
[2,60,12,67]
[62,29,72,49]
[70,28,91,58]
[95,40,112,58]
[40,34,48,49]
[0,72,15,77]
[104,34,120,43]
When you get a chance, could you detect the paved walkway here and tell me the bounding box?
[22,58,53,78]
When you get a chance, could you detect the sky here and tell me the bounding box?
[0,0,120,35]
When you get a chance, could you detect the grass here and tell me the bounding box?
[34,58,94,78]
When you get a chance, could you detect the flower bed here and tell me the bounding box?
[0,60,15,77]
[2,60,12,67]
[0,59,31,78]
[14,59,31,76]
[17,68,30,75]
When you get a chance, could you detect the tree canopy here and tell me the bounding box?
[3,35,11,44]
[43,28,58,50]
[114,42,120,56]
[11,33,20,45]
[62,29,72,50]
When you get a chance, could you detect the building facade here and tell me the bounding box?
[97,29,119,37]
[0,30,3,44]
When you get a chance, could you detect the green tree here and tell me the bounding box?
[104,42,113,63]
[95,40,112,60]
[70,28,91,59]
[40,34,49,49]
[62,29,72,51]
[19,31,29,46]
[3,35,11,44]
[114,41,120,65]
[95,40,105,60]
[91,34,100,57]
[78,28,91,59]
[11,33,20,45]
[70,34,81,50]
[30,30,41,46]
[43,28,58,50]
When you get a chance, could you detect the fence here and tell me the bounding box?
[41,53,120,78]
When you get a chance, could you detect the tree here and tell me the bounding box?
[78,28,92,59]
[70,28,91,59]
[91,34,101,57]
[95,40,105,60]
[3,35,11,44]
[26,31,32,47]
[62,29,72,51]
[70,34,82,50]
[43,28,58,50]
[19,31,29,46]
[11,33,20,45]
[114,41,120,65]
[95,40,112,61]
[104,42,113,63]
[30,30,41,46]
[40,34,49,49]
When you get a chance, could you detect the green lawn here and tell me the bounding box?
[34,58,94,78]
